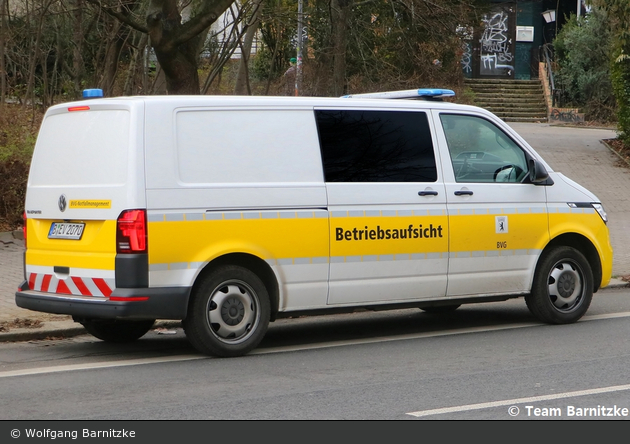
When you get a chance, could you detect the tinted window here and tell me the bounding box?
[315,110,437,182]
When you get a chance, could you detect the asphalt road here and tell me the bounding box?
[1,286,630,420]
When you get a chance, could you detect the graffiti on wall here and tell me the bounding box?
[461,42,472,76]
[549,108,585,123]
[479,11,514,76]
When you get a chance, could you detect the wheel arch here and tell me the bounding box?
[190,253,280,321]
[540,233,602,292]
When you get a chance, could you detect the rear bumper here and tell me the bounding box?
[15,282,190,320]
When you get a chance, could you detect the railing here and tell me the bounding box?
[541,44,559,107]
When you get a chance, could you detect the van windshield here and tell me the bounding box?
[29,110,130,186]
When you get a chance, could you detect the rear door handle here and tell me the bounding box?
[418,190,438,196]
[454,190,474,196]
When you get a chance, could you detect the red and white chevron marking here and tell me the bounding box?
[27,273,114,297]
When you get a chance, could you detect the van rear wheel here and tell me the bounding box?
[183,265,270,357]
[526,246,593,324]
[80,319,155,343]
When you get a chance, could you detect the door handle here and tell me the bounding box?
[454,190,474,196]
[418,190,438,196]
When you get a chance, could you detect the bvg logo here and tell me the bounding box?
[58,194,67,212]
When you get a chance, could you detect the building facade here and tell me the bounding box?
[464,0,586,80]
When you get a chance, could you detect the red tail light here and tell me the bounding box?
[22,211,27,248]
[116,209,147,253]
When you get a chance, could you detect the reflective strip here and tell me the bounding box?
[147,207,559,222]
[147,207,584,222]
[148,210,329,221]
[93,278,113,297]
[149,249,542,271]
[71,276,91,295]
[27,273,114,297]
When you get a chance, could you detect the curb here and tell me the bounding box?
[0,320,182,343]
[601,138,630,169]
[0,230,24,245]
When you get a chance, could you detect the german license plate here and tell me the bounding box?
[48,222,85,240]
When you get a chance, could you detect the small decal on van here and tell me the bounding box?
[69,200,112,209]
[496,216,508,234]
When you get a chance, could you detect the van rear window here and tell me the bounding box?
[29,110,130,186]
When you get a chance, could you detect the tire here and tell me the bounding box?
[526,246,593,324]
[421,304,461,314]
[81,319,155,343]
[182,265,270,357]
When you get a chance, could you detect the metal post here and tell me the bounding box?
[295,0,303,96]
[577,0,581,19]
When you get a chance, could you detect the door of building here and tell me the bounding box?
[473,2,517,79]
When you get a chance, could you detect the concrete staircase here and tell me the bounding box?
[463,79,548,123]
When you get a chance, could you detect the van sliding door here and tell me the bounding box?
[315,108,448,305]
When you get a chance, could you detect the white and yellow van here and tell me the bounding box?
[16,89,613,357]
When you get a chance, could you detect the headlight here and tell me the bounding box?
[591,203,608,224]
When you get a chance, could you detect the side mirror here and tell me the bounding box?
[528,158,551,184]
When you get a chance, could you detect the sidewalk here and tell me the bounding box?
[1,123,628,342]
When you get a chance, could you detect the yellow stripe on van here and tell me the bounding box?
[148,211,329,265]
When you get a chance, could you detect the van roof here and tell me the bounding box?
[51,94,487,114]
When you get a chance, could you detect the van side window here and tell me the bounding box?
[440,114,528,183]
[315,110,437,182]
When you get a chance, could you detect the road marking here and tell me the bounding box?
[1,311,630,379]
[252,311,630,354]
[0,355,204,378]
[406,384,630,418]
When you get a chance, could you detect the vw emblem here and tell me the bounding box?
[58,194,67,212]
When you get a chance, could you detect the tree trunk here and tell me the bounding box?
[234,0,263,95]
[146,1,200,94]
[331,0,351,96]
[72,0,85,97]
[0,0,6,108]
[23,0,52,108]
[124,32,148,96]
[143,0,238,94]
[100,15,126,96]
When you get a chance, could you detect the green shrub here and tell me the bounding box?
[553,8,616,121]
[0,106,41,230]
[611,52,630,144]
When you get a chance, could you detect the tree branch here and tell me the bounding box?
[175,0,237,45]
[85,0,148,33]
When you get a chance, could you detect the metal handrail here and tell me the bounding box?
[541,44,557,107]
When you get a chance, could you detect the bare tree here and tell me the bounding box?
[330,0,350,96]
[234,0,263,95]
[0,0,6,107]
[90,0,242,94]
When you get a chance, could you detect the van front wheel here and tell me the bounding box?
[80,319,155,343]
[183,265,270,357]
[526,246,593,324]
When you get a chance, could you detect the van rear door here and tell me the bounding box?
[24,100,145,297]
